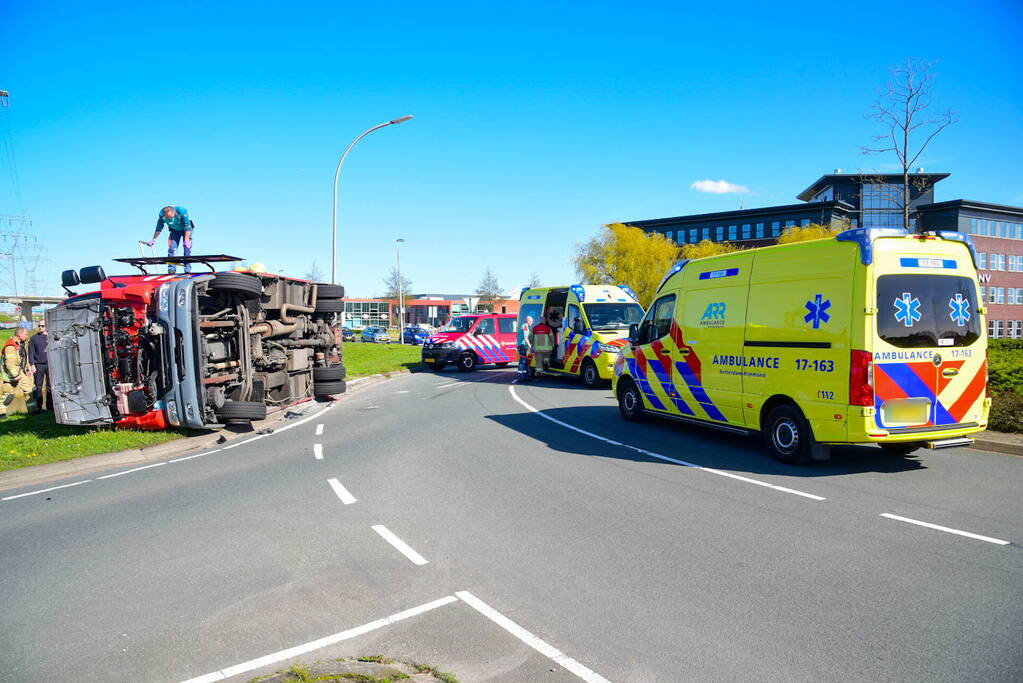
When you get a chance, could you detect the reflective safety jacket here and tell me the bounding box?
[531,323,554,352]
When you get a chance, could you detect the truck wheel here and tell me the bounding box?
[880,442,922,456]
[617,378,645,422]
[314,299,345,313]
[313,366,346,382]
[763,404,813,464]
[581,359,600,387]
[216,400,267,424]
[457,352,478,372]
[314,380,346,397]
[314,284,345,299]
[209,272,263,298]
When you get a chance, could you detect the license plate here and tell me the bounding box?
[883,398,930,425]
[424,357,434,363]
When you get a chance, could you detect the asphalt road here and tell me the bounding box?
[1,368,1021,682]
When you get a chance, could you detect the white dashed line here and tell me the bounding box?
[508,385,826,501]
[456,591,610,683]
[2,479,92,501]
[371,524,428,565]
[177,595,459,683]
[313,443,324,460]
[315,424,324,436]
[327,477,356,504]
[96,462,167,480]
[880,513,1011,546]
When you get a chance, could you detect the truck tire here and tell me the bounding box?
[313,366,346,382]
[457,352,478,372]
[314,284,345,299]
[617,378,645,422]
[581,359,601,387]
[208,272,263,298]
[216,400,267,424]
[314,299,345,313]
[763,404,813,464]
[314,380,346,397]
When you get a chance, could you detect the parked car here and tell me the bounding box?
[46,254,347,431]
[361,326,391,343]
[402,326,431,345]
[342,327,356,341]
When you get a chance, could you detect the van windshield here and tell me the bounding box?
[583,303,645,330]
[876,274,981,348]
[441,316,477,333]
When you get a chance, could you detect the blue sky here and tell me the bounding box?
[2,0,1021,297]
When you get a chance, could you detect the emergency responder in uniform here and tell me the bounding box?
[1,327,36,419]
[145,205,194,274]
[529,316,555,380]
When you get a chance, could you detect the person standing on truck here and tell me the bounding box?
[145,205,194,274]
[28,320,49,412]
[1,327,35,419]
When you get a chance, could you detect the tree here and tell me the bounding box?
[777,220,850,245]
[527,272,542,289]
[381,267,412,299]
[862,59,958,231]
[680,239,741,260]
[474,268,502,312]
[573,223,681,308]
[303,261,325,282]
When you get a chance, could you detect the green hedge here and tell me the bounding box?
[988,339,1022,433]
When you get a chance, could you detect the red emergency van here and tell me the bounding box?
[420,314,519,371]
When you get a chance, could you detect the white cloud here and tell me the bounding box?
[690,179,750,194]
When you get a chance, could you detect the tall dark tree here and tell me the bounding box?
[474,268,502,312]
[862,59,958,231]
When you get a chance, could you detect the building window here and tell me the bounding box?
[989,320,1004,338]
[971,217,978,234]
[996,287,1005,304]
[980,286,986,301]
[715,226,724,241]
[728,225,737,240]
[755,223,764,238]
[1009,288,1018,306]
[771,221,781,236]
[689,228,698,243]
[996,254,1006,271]
[702,227,710,241]
[742,224,751,240]
[1012,321,1023,338]
[1009,255,1017,272]
[1017,288,1023,304]
[666,230,673,242]
[800,218,811,227]
[979,252,987,269]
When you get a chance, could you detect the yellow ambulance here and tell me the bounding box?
[613,228,989,463]
[519,285,645,386]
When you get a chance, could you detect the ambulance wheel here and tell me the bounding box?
[457,352,478,372]
[494,362,509,368]
[581,359,601,387]
[880,442,922,456]
[617,379,645,422]
[209,272,263,299]
[764,404,812,464]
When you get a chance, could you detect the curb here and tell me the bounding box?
[969,437,1023,457]
[0,369,414,492]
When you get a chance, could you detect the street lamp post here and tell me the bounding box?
[396,238,405,344]
[331,115,413,285]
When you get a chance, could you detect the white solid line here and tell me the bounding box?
[96,462,167,480]
[456,591,610,683]
[327,477,355,504]
[880,513,1011,546]
[271,402,335,436]
[177,595,459,683]
[508,385,825,502]
[371,524,428,565]
[315,423,324,436]
[168,449,221,463]
[2,479,92,501]
[314,443,324,460]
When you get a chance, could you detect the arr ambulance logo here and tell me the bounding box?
[949,293,971,326]
[804,293,831,329]
[700,302,726,327]
[894,292,922,327]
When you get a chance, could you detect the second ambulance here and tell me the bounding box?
[613,227,988,463]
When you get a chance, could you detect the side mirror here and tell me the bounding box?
[79,265,107,284]
[61,269,81,288]
[628,323,640,344]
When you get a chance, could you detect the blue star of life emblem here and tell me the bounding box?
[948,293,971,326]
[804,293,831,329]
[894,292,922,327]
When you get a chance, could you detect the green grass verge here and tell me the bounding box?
[343,342,424,378]
[0,412,185,472]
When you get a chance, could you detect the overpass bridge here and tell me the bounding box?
[0,294,64,325]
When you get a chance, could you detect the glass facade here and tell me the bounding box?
[861,183,904,229]
[969,217,1023,239]
[345,301,391,328]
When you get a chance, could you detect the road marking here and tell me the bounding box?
[169,449,221,463]
[96,462,167,480]
[315,423,324,436]
[880,513,1011,546]
[327,477,355,504]
[178,595,459,683]
[314,443,324,460]
[509,385,825,501]
[396,390,410,394]
[456,591,610,683]
[371,524,428,565]
[1,479,92,501]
